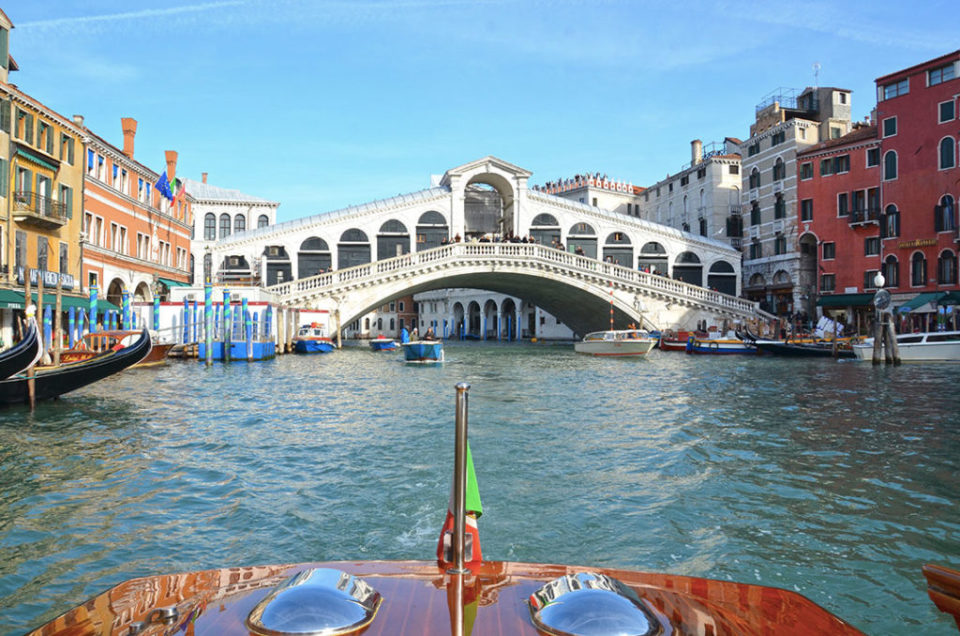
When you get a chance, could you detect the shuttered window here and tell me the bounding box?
[0,100,9,133]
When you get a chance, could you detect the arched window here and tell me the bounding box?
[774,157,785,181]
[938,250,957,285]
[258,214,269,228]
[883,204,900,238]
[531,213,559,226]
[219,213,231,238]
[883,255,899,288]
[204,213,216,240]
[234,215,246,233]
[939,137,956,170]
[749,167,760,189]
[683,195,688,214]
[883,151,898,180]
[911,252,927,286]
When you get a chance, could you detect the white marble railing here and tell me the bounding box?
[268,242,765,318]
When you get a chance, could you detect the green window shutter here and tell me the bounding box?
[0,158,6,197]
[59,132,65,160]
[65,186,73,218]
[0,100,9,133]
[46,126,54,155]
[23,168,32,193]
[68,137,75,164]
[26,113,34,146]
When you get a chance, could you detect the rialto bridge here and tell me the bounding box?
[210,157,773,334]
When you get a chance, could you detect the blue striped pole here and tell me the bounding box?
[43,305,52,354]
[78,308,87,339]
[182,298,189,343]
[122,290,131,330]
[265,305,272,341]
[132,312,137,329]
[191,300,198,343]
[243,298,253,361]
[68,307,76,348]
[153,296,160,331]
[508,315,512,341]
[89,286,98,333]
[222,289,232,363]
[204,283,213,366]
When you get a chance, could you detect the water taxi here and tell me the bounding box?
[369,335,400,352]
[573,329,656,356]
[402,340,443,363]
[852,330,960,362]
[293,323,336,353]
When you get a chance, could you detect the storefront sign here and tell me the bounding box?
[16,267,76,291]
[897,238,936,249]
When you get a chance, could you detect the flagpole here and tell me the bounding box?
[449,382,470,575]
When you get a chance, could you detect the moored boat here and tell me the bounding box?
[574,329,656,356]
[402,340,443,363]
[0,315,42,380]
[851,330,960,362]
[754,339,856,359]
[369,336,400,351]
[658,329,693,352]
[686,334,756,355]
[293,323,336,353]
[55,330,173,367]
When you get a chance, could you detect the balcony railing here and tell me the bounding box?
[848,207,881,225]
[13,191,68,223]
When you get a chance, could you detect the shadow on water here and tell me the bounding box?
[0,348,958,633]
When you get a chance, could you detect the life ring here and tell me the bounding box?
[709,341,719,350]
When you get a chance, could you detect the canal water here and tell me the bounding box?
[0,343,958,634]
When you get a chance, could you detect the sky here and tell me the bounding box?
[5,0,957,222]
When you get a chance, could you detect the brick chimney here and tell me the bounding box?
[165,150,178,183]
[120,118,137,158]
[202,172,208,184]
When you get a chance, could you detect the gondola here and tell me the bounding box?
[0,316,42,380]
[754,339,856,358]
[0,328,151,407]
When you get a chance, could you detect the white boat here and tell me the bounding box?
[851,330,960,362]
[573,329,656,356]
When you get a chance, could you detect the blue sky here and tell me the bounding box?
[6,0,957,222]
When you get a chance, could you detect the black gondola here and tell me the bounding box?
[754,340,855,359]
[0,317,42,380]
[0,328,151,407]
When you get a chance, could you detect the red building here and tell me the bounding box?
[796,124,880,327]
[875,50,959,328]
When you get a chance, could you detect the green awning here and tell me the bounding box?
[937,290,960,305]
[158,277,191,288]
[15,146,58,172]
[0,290,120,312]
[816,293,875,307]
[898,292,945,313]
[0,289,26,309]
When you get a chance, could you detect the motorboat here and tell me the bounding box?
[658,329,694,352]
[369,335,400,352]
[686,333,756,355]
[573,329,656,356]
[0,315,42,379]
[293,323,336,353]
[402,340,443,363]
[0,329,152,408]
[752,338,857,359]
[28,383,867,636]
[851,330,960,362]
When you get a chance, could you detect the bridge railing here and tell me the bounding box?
[268,242,764,317]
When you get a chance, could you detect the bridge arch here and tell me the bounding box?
[567,222,596,258]
[638,241,667,274]
[377,219,410,260]
[452,302,465,338]
[416,211,448,251]
[339,228,371,269]
[602,231,632,266]
[298,236,331,278]
[673,251,702,286]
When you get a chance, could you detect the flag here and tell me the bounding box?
[155,171,173,201]
[169,178,186,207]
[437,442,482,564]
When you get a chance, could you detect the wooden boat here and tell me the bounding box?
[923,563,960,630]
[0,329,151,407]
[574,329,656,356]
[369,336,400,352]
[754,339,856,359]
[293,323,336,353]
[402,340,443,363]
[686,335,756,355]
[29,383,865,636]
[55,330,173,367]
[0,316,42,380]
[852,330,960,362]
[658,329,693,352]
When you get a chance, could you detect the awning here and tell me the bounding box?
[0,289,120,312]
[158,277,191,288]
[15,146,58,172]
[898,292,945,313]
[937,290,960,305]
[0,289,26,309]
[816,293,875,308]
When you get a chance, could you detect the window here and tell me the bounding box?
[939,137,956,170]
[883,205,901,238]
[882,117,897,137]
[88,272,98,289]
[939,251,958,285]
[203,213,216,240]
[838,92,848,104]
[865,237,880,256]
[936,195,956,232]
[801,199,813,221]
[119,226,127,255]
[592,197,597,207]
[14,230,24,269]
[864,270,880,289]
[774,194,786,219]
[399,301,405,312]
[37,236,48,271]
[680,175,689,186]
[729,165,739,175]
[699,217,707,236]
[94,216,104,246]
[773,158,785,180]
[800,162,813,179]
[837,192,849,216]
[389,301,396,312]
[749,168,760,189]
[219,213,231,238]
[883,256,899,287]
[668,183,674,193]
[830,127,842,139]
[59,242,68,273]
[866,148,880,167]
[750,202,761,226]
[60,134,75,165]
[823,242,836,260]
[110,222,119,251]
[820,158,834,176]
[747,142,760,156]
[929,63,955,86]
[911,252,927,286]
[774,235,786,255]
[697,167,706,179]
[749,240,762,259]
[258,214,269,228]
[835,155,850,173]
[820,273,836,292]
[883,151,897,180]
[234,215,246,233]
[770,131,785,146]
[940,100,956,123]
[882,78,909,100]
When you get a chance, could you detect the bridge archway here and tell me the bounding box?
[603,232,633,266]
[338,228,371,269]
[416,211,448,251]
[452,302,465,338]
[707,261,736,295]
[530,213,560,246]
[134,281,151,302]
[673,251,703,286]
[568,222,596,258]
[638,241,667,274]
[298,237,331,278]
[483,299,498,338]
[440,156,531,240]
[377,220,410,260]
[263,246,290,285]
[107,278,125,308]
[501,297,518,339]
[467,300,482,337]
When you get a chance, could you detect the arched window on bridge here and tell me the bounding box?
[298,236,331,278]
[338,228,371,269]
[219,213,231,239]
[263,245,291,285]
[707,260,737,295]
[258,214,270,229]
[529,213,560,246]
[602,232,632,266]
[416,211,448,251]
[377,219,410,260]
[637,241,667,274]
[568,222,597,258]
[672,251,703,286]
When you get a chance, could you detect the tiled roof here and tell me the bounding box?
[182,178,279,205]
[797,125,877,156]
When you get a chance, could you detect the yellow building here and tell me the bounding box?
[0,9,87,345]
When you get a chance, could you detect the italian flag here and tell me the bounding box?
[436,442,483,563]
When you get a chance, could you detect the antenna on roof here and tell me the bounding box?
[813,62,821,88]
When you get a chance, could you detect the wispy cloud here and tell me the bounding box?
[18,1,247,30]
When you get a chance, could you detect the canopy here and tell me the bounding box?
[0,290,121,312]
[158,277,191,288]
[898,292,946,313]
[816,293,875,308]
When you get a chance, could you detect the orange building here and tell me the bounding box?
[80,117,193,307]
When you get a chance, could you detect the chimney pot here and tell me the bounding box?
[121,117,138,158]
[165,150,178,183]
[691,139,704,165]
[202,172,208,184]
[73,114,84,127]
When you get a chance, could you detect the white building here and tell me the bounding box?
[413,289,575,341]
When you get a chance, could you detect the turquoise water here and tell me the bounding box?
[0,343,958,634]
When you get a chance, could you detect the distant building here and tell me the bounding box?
[532,173,645,220]
[739,86,853,316]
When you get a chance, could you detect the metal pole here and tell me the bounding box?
[449,382,470,575]
[204,283,213,366]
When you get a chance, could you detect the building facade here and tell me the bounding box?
[81,118,193,306]
[532,173,645,219]
[739,87,852,316]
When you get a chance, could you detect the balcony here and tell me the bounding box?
[848,207,880,226]
[12,191,68,228]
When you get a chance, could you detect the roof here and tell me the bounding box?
[876,49,960,84]
[83,128,161,180]
[0,80,84,135]
[797,125,878,156]
[182,178,279,205]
